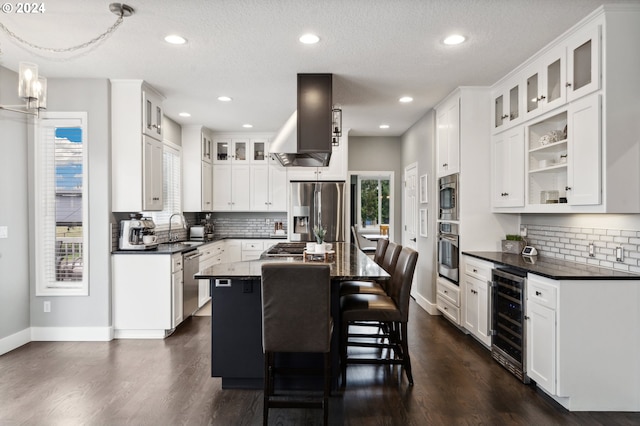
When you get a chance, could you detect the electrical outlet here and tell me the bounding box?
[616,247,624,262]
[588,242,595,257]
[43,301,51,313]
[520,226,527,237]
[0,226,8,239]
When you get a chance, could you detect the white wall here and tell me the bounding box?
[401,110,438,312]
[0,66,31,352]
[29,79,112,338]
[349,136,402,236]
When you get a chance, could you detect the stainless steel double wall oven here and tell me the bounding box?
[437,173,460,284]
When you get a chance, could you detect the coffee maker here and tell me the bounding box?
[119,218,158,250]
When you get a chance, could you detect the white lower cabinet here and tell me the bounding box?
[526,276,557,394]
[112,253,183,339]
[525,273,640,411]
[436,277,461,325]
[197,242,225,307]
[462,256,493,347]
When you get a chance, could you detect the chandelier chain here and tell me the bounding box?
[0,15,124,54]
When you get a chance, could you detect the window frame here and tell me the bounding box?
[353,172,394,240]
[35,112,89,296]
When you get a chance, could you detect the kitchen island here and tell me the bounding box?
[195,242,389,389]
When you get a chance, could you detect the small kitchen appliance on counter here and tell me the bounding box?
[119,218,158,250]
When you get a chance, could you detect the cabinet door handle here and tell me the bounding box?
[524,315,530,320]
[501,114,509,120]
[566,82,572,87]
[535,291,542,296]
[565,186,572,191]
[473,269,478,273]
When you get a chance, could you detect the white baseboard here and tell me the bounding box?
[0,328,31,356]
[114,329,173,339]
[31,326,114,341]
[413,293,440,315]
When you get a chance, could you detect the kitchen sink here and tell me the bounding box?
[159,241,203,249]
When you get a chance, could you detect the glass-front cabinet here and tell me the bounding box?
[493,79,522,133]
[566,24,601,102]
[213,138,249,164]
[250,138,270,163]
[524,46,566,120]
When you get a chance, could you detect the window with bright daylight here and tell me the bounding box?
[146,142,181,230]
[358,176,390,229]
[35,113,88,296]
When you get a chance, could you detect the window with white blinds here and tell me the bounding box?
[146,142,181,230]
[35,113,89,296]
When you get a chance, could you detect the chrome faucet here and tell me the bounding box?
[168,213,183,242]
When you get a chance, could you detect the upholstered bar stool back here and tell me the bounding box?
[261,263,332,425]
[373,238,389,265]
[381,241,401,275]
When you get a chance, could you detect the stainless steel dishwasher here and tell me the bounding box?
[183,250,202,318]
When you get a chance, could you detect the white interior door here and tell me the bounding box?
[403,163,418,297]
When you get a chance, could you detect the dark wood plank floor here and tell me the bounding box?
[1,300,639,425]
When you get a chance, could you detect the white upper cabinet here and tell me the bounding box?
[213,138,249,164]
[566,24,601,102]
[523,45,567,121]
[491,5,640,213]
[111,80,165,212]
[250,164,287,211]
[436,95,460,177]
[249,138,270,164]
[212,164,251,211]
[182,125,214,212]
[492,78,523,133]
[492,127,525,209]
[142,88,163,140]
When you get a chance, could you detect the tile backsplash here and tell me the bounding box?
[523,223,640,274]
[213,213,287,239]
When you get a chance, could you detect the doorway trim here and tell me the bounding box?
[346,171,395,243]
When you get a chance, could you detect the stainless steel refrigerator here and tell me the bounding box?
[290,181,345,242]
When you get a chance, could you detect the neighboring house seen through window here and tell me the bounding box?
[35,113,89,296]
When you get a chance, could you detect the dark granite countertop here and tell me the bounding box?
[196,242,390,281]
[463,251,640,280]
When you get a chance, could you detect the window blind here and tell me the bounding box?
[35,114,88,296]
[148,143,181,229]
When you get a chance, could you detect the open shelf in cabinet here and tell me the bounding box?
[527,111,568,206]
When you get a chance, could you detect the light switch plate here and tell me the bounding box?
[0,226,8,239]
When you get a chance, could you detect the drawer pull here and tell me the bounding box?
[535,291,542,296]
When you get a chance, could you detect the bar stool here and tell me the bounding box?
[261,263,332,425]
[351,225,376,256]
[339,241,400,297]
[340,246,418,387]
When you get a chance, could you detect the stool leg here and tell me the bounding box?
[341,321,349,388]
[323,352,331,425]
[400,323,414,385]
[263,352,271,425]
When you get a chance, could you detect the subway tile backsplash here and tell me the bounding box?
[213,214,287,239]
[523,223,640,274]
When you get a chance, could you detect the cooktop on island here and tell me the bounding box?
[265,242,307,257]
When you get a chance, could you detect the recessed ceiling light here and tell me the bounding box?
[164,34,187,45]
[299,33,320,44]
[443,34,466,45]
[242,124,253,128]
[399,96,413,103]
[179,112,191,117]
[217,96,232,102]
[379,124,390,129]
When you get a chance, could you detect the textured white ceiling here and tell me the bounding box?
[0,0,628,136]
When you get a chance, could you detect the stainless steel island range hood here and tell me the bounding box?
[270,74,333,167]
